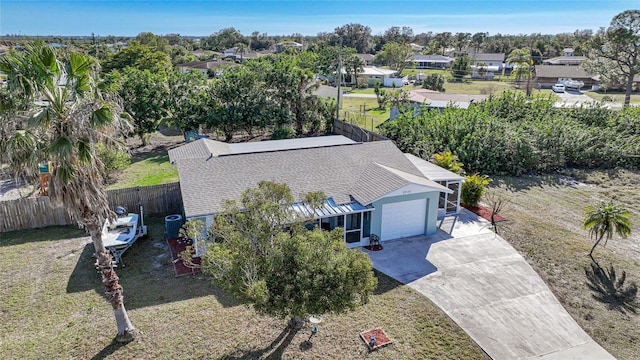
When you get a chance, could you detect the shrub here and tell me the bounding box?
[271,126,295,140]
[96,143,131,182]
[461,174,491,207]
[433,151,464,174]
[422,74,445,92]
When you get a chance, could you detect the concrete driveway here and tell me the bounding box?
[366,210,614,360]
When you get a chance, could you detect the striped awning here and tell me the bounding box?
[291,198,373,219]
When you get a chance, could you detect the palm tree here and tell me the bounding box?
[0,41,138,342]
[234,42,248,62]
[344,53,365,88]
[583,200,632,259]
[506,48,535,96]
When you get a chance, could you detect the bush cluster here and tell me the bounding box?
[379,91,640,175]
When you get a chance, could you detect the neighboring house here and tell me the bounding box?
[410,55,453,69]
[178,59,238,77]
[275,41,304,53]
[390,90,488,119]
[535,65,597,89]
[543,49,586,66]
[169,136,463,253]
[356,53,375,66]
[345,66,402,87]
[409,43,425,52]
[470,53,509,74]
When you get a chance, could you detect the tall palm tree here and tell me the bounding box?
[583,200,632,259]
[0,41,138,342]
[506,48,535,96]
[234,42,248,62]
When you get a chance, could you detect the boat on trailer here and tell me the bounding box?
[102,206,148,266]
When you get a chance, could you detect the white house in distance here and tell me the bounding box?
[343,66,406,87]
[168,136,463,254]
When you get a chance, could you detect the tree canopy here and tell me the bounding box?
[202,181,378,322]
[584,10,640,106]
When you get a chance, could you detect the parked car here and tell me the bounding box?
[552,84,565,93]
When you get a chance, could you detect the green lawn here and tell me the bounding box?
[107,153,178,190]
[584,91,640,105]
[340,97,390,130]
[0,217,488,359]
[443,80,516,94]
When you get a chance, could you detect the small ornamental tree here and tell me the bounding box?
[422,74,445,92]
[583,200,632,258]
[461,174,491,208]
[202,181,377,326]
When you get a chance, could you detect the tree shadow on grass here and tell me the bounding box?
[0,225,86,247]
[585,261,639,315]
[90,339,130,360]
[221,325,300,360]
[66,236,240,310]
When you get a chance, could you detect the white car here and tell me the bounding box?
[552,84,565,93]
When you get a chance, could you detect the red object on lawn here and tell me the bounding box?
[166,237,201,277]
[360,327,392,350]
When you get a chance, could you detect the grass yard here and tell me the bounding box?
[488,170,640,360]
[107,153,178,190]
[584,91,640,105]
[443,80,516,94]
[340,97,390,130]
[0,217,488,359]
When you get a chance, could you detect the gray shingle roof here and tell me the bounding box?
[471,53,505,62]
[175,140,448,217]
[168,136,356,164]
[535,65,594,79]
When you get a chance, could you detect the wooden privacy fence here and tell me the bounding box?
[333,118,388,143]
[0,182,183,232]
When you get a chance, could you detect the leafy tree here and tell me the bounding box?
[207,65,271,141]
[434,32,452,55]
[118,68,171,145]
[202,27,246,51]
[472,32,488,53]
[102,42,172,75]
[375,41,413,73]
[202,181,377,326]
[422,74,445,92]
[333,23,374,53]
[584,10,640,106]
[583,200,632,258]
[0,41,138,342]
[461,174,491,208]
[381,26,414,45]
[344,53,365,88]
[450,55,470,81]
[453,32,471,54]
[433,151,464,175]
[165,70,209,133]
[373,82,387,109]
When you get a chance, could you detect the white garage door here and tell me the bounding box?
[380,198,427,240]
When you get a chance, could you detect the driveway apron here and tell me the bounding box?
[366,209,615,360]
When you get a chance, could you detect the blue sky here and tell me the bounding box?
[1,1,636,37]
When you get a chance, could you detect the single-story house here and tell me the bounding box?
[543,55,586,66]
[275,41,304,53]
[169,136,463,253]
[535,65,597,89]
[470,53,510,74]
[356,53,375,66]
[410,55,454,69]
[343,66,402,87]
[178,59,238,77]
[390,90,488,119]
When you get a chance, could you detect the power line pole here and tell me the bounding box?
[336,37,343,122]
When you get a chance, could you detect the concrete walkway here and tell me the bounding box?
[366,210,615,360]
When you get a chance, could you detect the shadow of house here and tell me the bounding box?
[0,225,87,247]
[585,262,638,315]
